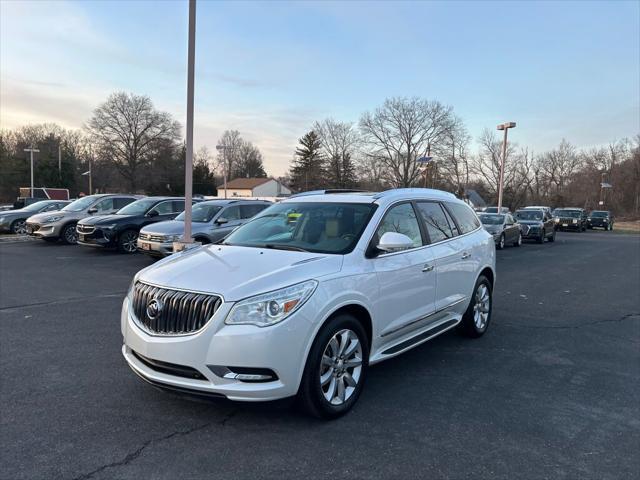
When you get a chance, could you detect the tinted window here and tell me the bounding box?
[416,202,455,243]
[223,205,241,221]
[375,203,423,248]
[241,204,268,219]
[94,198,114,212]
[446,202,480,234]
[171,200,185,213]
[114,197,135,209]
[149,201,176,215]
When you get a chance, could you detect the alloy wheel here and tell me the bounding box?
[319,329,363,406]
[473,284,491,330]
[121,232,138,253]
[64,226,78,244]
[12,220,27,235]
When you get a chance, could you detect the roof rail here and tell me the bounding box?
[289,189,372,198]
[372,188,457,200]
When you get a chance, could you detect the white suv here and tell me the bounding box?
[122,189,496,418]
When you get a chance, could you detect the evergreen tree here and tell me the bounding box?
[289,131,326,192]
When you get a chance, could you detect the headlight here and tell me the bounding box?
[43,215,64,223]
[127,279,136,302]
[572,219,578,224]
[225,280,318,327]
[0,216,5,223]
[554,218,559,223]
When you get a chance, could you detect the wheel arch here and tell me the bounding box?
[479,266,495,287]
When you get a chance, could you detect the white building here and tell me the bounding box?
[218,178,291,198]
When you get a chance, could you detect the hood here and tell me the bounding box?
[79,214,133,226]
[137,245,343,301]
[140,220,190,235]
[27,210,72,223]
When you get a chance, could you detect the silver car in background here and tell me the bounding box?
[0,200,70,234]
[137,199,271,257]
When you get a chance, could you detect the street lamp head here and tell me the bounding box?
[497,122,516,130]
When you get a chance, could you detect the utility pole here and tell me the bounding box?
[23,146,40,198]
[182,0,196,244]
[216,144,230,198]
[496,122,516,210]
[58,144,62,180]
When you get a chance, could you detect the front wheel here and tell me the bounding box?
[61,224,78,244]
[537,229,545,244]
[514,232,522,247]
[298,314,369,419]
[10,219,27,235]
[548,229,556,242]
[460,275,493,338]
[497,234,505,250]
[118,230,139,254]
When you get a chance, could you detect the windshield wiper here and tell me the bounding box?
[263,243,309,252]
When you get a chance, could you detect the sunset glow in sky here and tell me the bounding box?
[1,0,638,176]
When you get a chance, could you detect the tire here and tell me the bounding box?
[497,234,505,250]
[118,229,139,254]
[298,314,369,419]
[548,229,556,242]
[609,224,613,231]
[514,232,522,247]
[10,219,27,235]
[460,275,493,338]
[537,229,545,244]
[61,223,78,244]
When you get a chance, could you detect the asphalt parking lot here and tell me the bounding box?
[1,231,639,480]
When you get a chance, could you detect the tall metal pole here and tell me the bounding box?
[223,147,228,199]
[497,127,508,211]
[23,146,40,198]
[183,0,196,243]
[58,144,62,180]
[88,156,93,195]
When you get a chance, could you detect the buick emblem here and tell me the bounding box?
[146,298,163,320]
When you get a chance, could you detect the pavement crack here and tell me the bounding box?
[0,292,126,312]
[71,422,213,480]
[503,312,640,330]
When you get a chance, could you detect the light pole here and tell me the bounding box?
[23,146,40,198]
[181,0,197,246]
[216,144,231,198]
[496,122,516,210]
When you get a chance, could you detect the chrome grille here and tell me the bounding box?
[76,224,95,234]
[139,233,166,242]
[131,282,222,335]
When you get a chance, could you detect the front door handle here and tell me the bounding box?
[461,252,471,260]
[422,264,434,273]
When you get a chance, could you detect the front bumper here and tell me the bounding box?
[556,221,581,230]
[26,221,61,238]
[522,227,542,239]
[121,296,314,401]
[137,238,174,257]
[76,227,116,248]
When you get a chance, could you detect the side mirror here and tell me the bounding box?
[377,232,414,253]
[215,217,228,225]
[87,207,98,214]
[147,210,159,217]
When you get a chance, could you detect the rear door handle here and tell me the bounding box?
[461,252,471,260]
[422,264,434,273]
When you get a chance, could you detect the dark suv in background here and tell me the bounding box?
[553,208,587,232]
[76,197,198,253]
[587,210,614,230]
[515,208,556,243]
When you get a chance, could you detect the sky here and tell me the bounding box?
[1,0,638,177]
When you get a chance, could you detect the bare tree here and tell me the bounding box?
[313,118,359,188]
[86,92,181,191]
[435,117,471,197]
[359,97,454,187]
[216,130,267,179]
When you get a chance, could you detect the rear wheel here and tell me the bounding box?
[118,230,139,254]
[514,232,522,247]
[460,275,492,338]
[497,234,505,250]
[61,224,78,244]
[548,229,556,242]
[10,219,27,235]
[298,314,369,419]
[537,229,545,244]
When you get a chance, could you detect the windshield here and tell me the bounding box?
[116,198,158,216]
[590,211,608,217]
[516,210,543,221]
[23,201,54,212]
[62,195,101,212]
[175,204,222,223]
[555,210,581,218]
[223,202,376,254]
[479,214,504,225]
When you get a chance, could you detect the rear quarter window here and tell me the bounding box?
[445,202,481,235]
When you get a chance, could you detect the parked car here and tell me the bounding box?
[76,197,199,253]
[137,199,271,257]
[587,210,614,230]
[524,205,553,216]
[478,212,521,249]
[484,206,510,214]
[515,208,556,243]
[26,194,141,244]
[553,208,587,231]
[122,188,496,419]
[0,200,70,234]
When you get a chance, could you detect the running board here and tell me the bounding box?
[380,319,459,356]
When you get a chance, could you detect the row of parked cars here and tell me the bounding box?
[476,205,615,249]
[0,193,271,255]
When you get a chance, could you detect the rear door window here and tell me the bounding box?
[445,202,480,234]
[240,204,268,219]
[171,200,186,213]
[114,197,135,209]
[222,205,241,221]
[415,202,456,243]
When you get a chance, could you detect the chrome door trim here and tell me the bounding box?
[380,297,467,337]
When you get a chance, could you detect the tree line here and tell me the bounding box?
[0,92,268,202]
[288,97,640,216]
